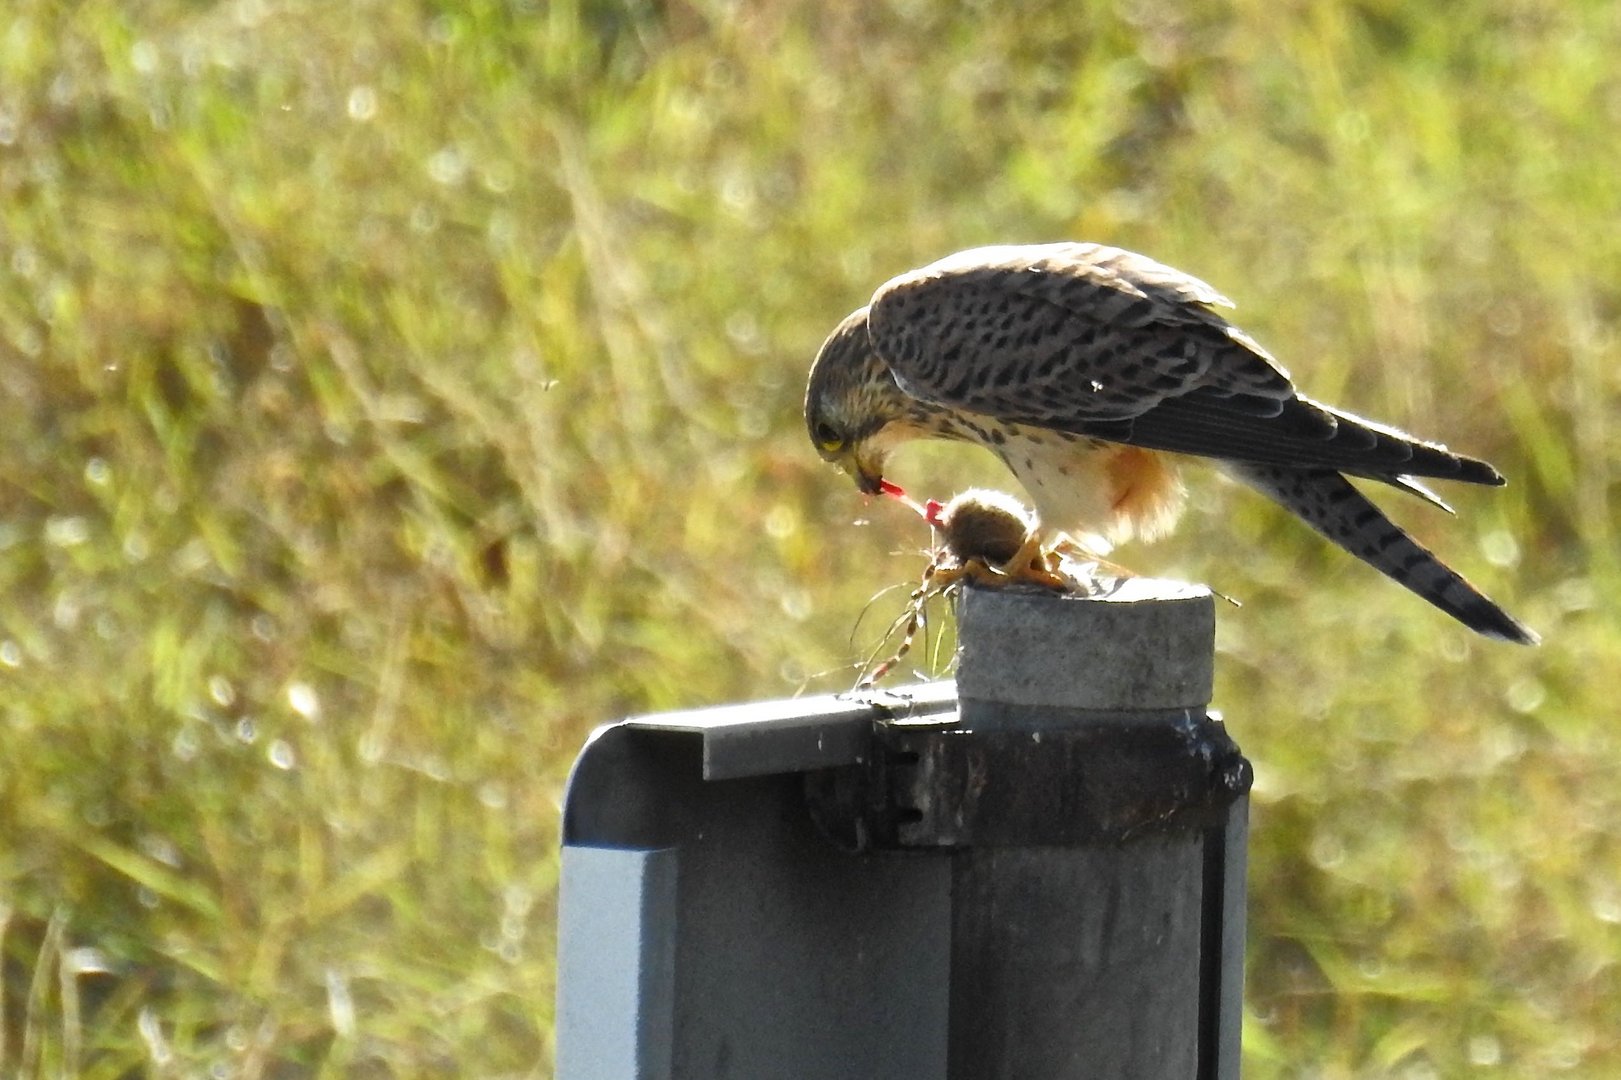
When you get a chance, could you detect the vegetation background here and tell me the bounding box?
[1,0,1616,1075]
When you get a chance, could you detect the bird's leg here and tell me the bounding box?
[990,529,1072,591]
[1039,537,1136,597]
[1052,538,1139,581]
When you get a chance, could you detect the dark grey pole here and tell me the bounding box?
[821,579,1249,1080]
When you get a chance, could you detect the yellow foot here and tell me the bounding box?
[988,532,1074,591]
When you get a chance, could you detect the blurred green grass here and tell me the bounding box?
[0,0,1617,1075]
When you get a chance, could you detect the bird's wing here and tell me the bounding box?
[867,243,1501,484]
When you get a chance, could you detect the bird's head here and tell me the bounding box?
[803,306,923,495]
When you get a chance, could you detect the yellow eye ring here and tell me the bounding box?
[812,421,843,454]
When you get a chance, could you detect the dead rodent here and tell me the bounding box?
[925,488,1034,567]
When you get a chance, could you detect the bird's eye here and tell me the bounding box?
[813,422,844,453]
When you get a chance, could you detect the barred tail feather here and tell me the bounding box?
[1230,464,1539,645]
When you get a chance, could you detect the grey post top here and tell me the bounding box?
[954,577,1214,712]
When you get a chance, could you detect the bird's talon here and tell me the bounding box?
[988,549,1074,591]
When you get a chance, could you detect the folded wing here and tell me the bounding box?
[866,242,1502,487]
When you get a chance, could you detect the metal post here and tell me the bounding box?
[942,580,1247,1080]
[556,580,1250,1080]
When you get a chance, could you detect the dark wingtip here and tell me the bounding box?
[1455,457,1507,487]
[1398,444,1506,486]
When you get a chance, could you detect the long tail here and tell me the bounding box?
[1229,463,1539,645]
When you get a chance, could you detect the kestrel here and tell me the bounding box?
[804,243,1538,644]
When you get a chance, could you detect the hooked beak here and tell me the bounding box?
[836,446,887,496]
[852,464,885,496]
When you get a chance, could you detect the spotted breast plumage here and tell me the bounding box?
[803,242,1538,644]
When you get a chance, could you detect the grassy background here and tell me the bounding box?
[1,0,1617,1075]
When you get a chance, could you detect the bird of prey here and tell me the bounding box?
[804,242,1538,644]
